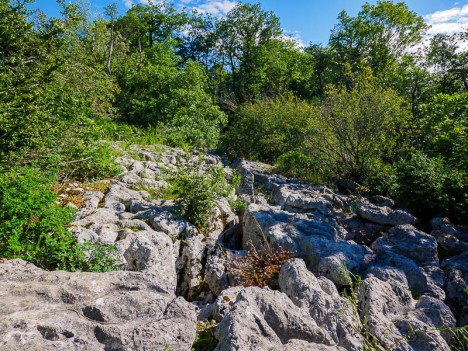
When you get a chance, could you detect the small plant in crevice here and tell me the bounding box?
[173,159,238,233]
[443,325,468,351]
[340,271,389,351]
[228,241,295,288]
[191,320,218,351]
[131,182,162,200]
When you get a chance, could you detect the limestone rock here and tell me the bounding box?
[355,201,416,226]
[176,235,207,299]
[214,287,336,351]
[204,249,229,296]
[358,273,450,351]
[372,225,439,267]
[279,259,364,351]
[104,183,149,211]
[0,259,196,351]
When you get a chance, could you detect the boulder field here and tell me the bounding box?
[1,145,467,350]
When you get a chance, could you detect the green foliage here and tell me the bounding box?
[308,72,412,182]
[275,150,324,183]
[174,161,238,232]
[393,152,467,222]
[0,1,120,180]
[419,92,468,172]
[228,241,295,288]
[119,46,227,149]
[221,96,316,163]
[0,168,118,272]
[192,321,218,351]
[329,1,427,80]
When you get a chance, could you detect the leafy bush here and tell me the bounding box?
[0,2,121,181]
[174,161,239,232]
[275,150,325,183]
[393,152,467,222]
[119,45,227,149]
[366,152,467,223]
[419,92,468,172]
[228,241,295,288]
[220,96,316,163]
[307,72,412,182]
[0,168,118,272]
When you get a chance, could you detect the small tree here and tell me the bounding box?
[307,71,411,182]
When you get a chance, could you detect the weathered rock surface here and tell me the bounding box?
[370,225,445,299]
[355,201,417,226]
[358,267,454,351]
[372,225,439,266]
[214,287,339,351]
[279,259,364,351]
[242,202,370,286]
[442,252,468,326]
[4,145,466,351]
[0,259,196,351]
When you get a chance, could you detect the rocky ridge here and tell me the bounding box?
[1,144,467,351]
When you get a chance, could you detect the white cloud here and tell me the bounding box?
[193,0,237,16]
[283,30,305,49]
[427,22,465,35]
[123,0,133,8]
[424,3,468,35]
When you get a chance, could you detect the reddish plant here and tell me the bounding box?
[229,241,295,288]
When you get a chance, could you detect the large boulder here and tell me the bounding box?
[358,271,451,351]
[372,225,438,267]
[0,259,196,351]
[279,259,364,351]
[442,252,468,325]
[242,202,370,287]
[367,250,445,299]
[214,287,339,351]
[355,201,417,226]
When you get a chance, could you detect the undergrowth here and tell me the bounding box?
[191,321,218,351]
[0,168,118,272]
[172,158,241,232]
[228,241,295,288]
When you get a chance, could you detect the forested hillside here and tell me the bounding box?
[0,0,467,269]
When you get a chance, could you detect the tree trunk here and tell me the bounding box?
[106,16,115,76]
[137,36,143,72]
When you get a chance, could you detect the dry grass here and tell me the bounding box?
[52,181,110,208]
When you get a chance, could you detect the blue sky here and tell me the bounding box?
[33,0,468,45]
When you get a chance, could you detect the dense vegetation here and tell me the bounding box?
[0,0,467,269]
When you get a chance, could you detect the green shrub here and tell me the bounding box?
[220,96,316,163]
[0,2,121,182]
[393,152,467,222]
[365,159,399,197]
[366,152,467,224]
[119,46,227,149]
[419,92,468,172]
[275,150,325,183]
[0,168,118,271]
[174,161,238,232]
[308,72,412,182]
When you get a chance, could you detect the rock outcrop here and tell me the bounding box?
[2,146,466,351]
[0,259,196,351]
